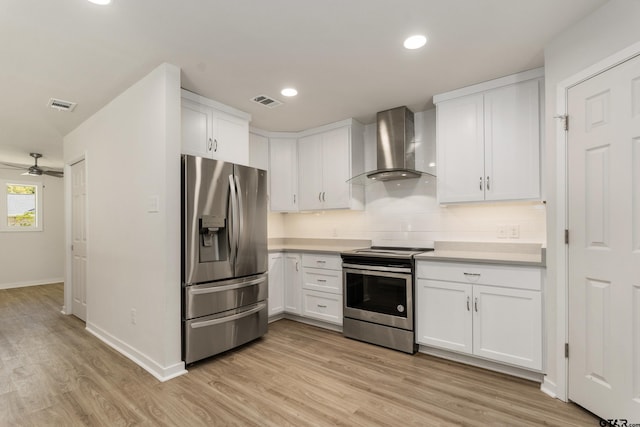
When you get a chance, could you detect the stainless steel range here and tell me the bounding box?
[341,247,433,354]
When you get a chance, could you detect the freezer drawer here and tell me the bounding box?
[183,302,267,364]
[184,273,268,320]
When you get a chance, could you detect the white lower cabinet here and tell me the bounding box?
[267,253,285,316]
[416,261,542,371]
[301,253,343,325]
[302,290,342,324]
[284,253,302,315]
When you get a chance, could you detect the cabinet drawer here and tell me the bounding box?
[302,268,342,294]
[416,261,541,291]
[301,253,342,270]
[302,290,343,325]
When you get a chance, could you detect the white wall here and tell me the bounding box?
[63,63,184,381]
[0,171,64,289]
[543,0,640,399]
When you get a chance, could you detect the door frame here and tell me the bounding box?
[63,153,88,317]
[552,40,640,402]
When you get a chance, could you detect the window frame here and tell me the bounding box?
[0,179,43,232]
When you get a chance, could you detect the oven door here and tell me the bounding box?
[343,265,413,330]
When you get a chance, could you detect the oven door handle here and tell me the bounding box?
[342,263,412,274]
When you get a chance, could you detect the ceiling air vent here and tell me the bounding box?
[47,98,77,112]
[250,94,283,109]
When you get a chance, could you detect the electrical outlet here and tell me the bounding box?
[131,308,137,325]
[509,224,520,239]
[497,224,508,239]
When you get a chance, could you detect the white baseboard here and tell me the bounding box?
[86,322,187,382]
[0,278,64,290]
[541,377,559,399]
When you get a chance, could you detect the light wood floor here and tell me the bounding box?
[0,283,598,426]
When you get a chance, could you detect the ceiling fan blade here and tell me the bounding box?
[43,170,64,178]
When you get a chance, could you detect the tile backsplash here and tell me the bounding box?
[269,177,547,246]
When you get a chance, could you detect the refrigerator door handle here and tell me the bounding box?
[234,174,244,262]
[228,174,239,265]
[189,302,266,329]
[190,275,267,295]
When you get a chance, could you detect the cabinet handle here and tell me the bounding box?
[295,261,299,272]
[318,192,322,202]
[474,297,478,312]
[317,304,327,308]
[208,138,213,151]
[322,192,326,202]
[486,176,490,191]
[479,177,483,191]
[213,139,218,152]
[293,194,296,204]
[466,296,470,311]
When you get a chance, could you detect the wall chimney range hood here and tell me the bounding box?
[349,106,436,185]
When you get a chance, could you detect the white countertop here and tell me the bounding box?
[415,241,545,267]
[268,238,371,255]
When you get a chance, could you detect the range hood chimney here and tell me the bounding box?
[370,106,420,181]
[348,106,436,185]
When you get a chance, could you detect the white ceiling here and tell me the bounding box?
[0,0,607,168]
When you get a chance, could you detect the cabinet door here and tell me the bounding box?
[472,285,542,370]
[269,138,298,212]
[484,80,540,201]
[321,127,351,209]
[436,94,485,203]
[181,99,213,157]
[298,134,324,210]
[268,253,284,316]
[415,279,473,354]
[284,253,302,315]
[212,112,249,165]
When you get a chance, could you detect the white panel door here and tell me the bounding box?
[415,279,473,354]
[298,134,324,210]
[71,160,87,322]
[484,80,540,201]
[269,137,298,212]
[320,127,351,209]
[568,53,640,419]
[472,285,542,370]
[284,253,302,315]
[181,99,212,157]
[436,94,485,203]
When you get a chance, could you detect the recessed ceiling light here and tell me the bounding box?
[281,88,298,97]
[88,0,111,5]
[404,35,427,50]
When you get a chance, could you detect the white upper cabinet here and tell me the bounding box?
[435,69,543,204]
[181,89,251,165]
[269,137,298,212]
[297,120,364,211]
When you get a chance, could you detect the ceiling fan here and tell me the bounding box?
[0,153,64,178]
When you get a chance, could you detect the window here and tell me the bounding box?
[0,180,43,231]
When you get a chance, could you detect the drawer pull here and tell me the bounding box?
[317,304,327,308]
[316,260,326,264]
[463,272,480,277]
[317,279,327,283]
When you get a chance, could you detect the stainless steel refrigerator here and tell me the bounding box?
[182,154,268,364]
